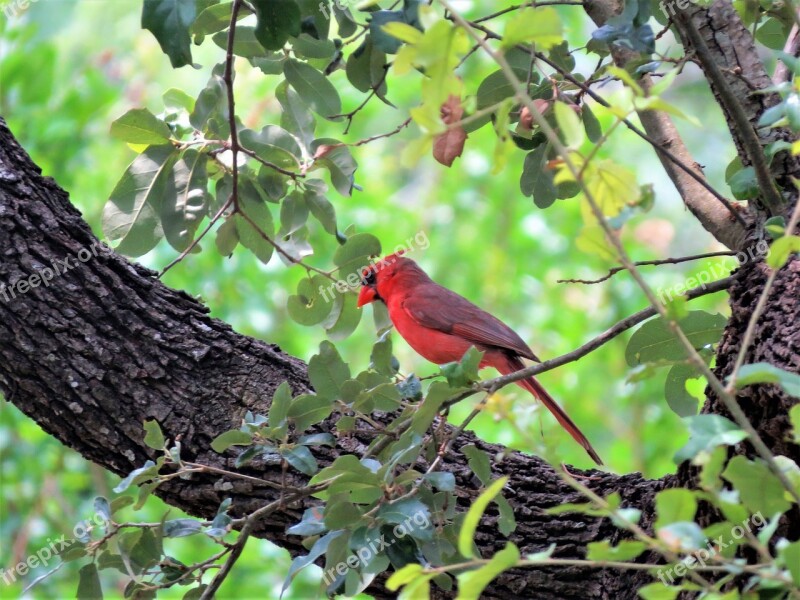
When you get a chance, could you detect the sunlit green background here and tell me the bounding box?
[1,1,734,597]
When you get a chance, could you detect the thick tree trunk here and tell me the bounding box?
[0,118,796,598]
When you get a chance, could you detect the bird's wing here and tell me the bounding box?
[401,283,540,362]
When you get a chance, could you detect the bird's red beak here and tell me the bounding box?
[357,286,378,308]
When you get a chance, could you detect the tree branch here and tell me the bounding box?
[579,1,751,249]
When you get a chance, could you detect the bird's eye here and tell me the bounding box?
[361,270,376,286]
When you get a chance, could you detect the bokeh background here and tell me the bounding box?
[1,1,738,597]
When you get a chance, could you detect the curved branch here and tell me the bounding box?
[580,1,750,249]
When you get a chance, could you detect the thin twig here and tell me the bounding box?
[235,206,337,281]
[234,144,304,179]
[557,251,735,285]
[159,196,234,279]
[473,0,584,23]
[349,117,412,147]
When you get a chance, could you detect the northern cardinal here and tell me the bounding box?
[357,253,603,466]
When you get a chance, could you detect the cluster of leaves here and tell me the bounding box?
[55,433,238,600]
[81,339,517,598]
[625,310,727,418]
[208,341,518,597]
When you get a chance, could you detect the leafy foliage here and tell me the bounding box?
[3,0,800,598]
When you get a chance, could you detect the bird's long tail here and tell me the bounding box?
[496,356,603,466]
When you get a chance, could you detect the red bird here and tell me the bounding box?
[357,253,603,466]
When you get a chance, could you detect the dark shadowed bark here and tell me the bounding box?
[0,113,797,599]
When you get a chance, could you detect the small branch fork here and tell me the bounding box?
[557,251,735,285]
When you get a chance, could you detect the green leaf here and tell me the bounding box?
[346,37,387,95]
[309,455,382,503]
[143,420,165,450]
[476,69,529,113]
[212,26,269,58]
[735,362,800,397]
[554,101,584,148]
[239,125,302,170]
[287,394,333,433]
[370,10,406,54]
[279,190,309,236]
[586,540,647,561]
[424,472,455,492]
[411,381,454,435]
[93,496,111,524]
[325,291,363,341]
[323,498,363,529]
[192,2,244,35]
[103,145,179,257]
[110,108,172,144]
[625,311,727,366]
[252,0,301,51]
[765,215,786,239]
[664,363,700,417]
[728,166,759,200]
[308,340,351,398]
[495,493,517,536]
[766,235,800,270]
[76,563,103,600]
[581,103,602,142]
[462,444,492,485]
[113,460,158,493]
[311,139,358,195]
[287,275,333,326]
[386,564,424,591]
[281,445,318,475]
[287,507,327,536]
[378,499,432,539]
[161,148,209,252]
[654,488,697,529]
[277,81,316,148]
[521,144,557,209]
[284,59,342,119]
[638,583,682,600]
[269,381,293,430]
[142,0,196,68]
[791,404,800,444]
[459,476,508,558]
[503,7,563,50]
[215,217,238,256]
[674,414,748,463]
[163,519,203,538]
[722,455,792,516]
[210,429,253,453]
[235,185,275,264]
[456,543,520,600]
[440,347,483,388]
[780,540,800,585]
[190,74,228,135]
[333,231,381,282]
